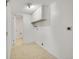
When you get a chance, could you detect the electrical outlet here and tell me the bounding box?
[41,43,43,46]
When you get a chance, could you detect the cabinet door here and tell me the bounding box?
[32,7,42,22]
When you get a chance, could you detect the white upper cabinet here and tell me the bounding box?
[32,6,43,22]
[31,5,50,26]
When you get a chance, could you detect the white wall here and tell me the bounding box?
[49,0,73,59]
[23,13,46,44]
[23,14,37,43]
[35,0,73,59]
[6,3,12,59]
[6,2,16,59]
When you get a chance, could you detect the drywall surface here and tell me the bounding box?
[6,3,12,59]
[35,0,73,59]
[6,2,14,59]
[6,2,17,59]
[23,14,37,43]
[35,26,58,57]
[49,0,73,59]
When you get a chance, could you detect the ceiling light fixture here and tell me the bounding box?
[27,3,32,8]
[25,0,33,8]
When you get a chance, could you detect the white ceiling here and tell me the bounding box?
[10,0,55,15]
[22,4,41,14]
